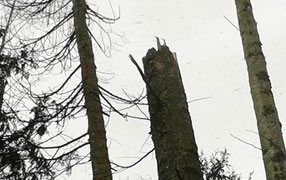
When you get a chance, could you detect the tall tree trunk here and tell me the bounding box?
[0,0,15,112]
[235,0,286,179]
[142,41,203,180]
[72,0,112,179]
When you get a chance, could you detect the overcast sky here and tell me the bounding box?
[56,0,286,179]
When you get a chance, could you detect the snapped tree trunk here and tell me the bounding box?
[142,40,203,180]
[235,0,286,179]
[72,0,112,179]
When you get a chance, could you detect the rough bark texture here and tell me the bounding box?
[142,43,203,180]
[235,0,286,179]
[72,0,112,179]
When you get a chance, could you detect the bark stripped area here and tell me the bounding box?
[235,0,286,179]
[72,0,112,179]
[143,41,203,180]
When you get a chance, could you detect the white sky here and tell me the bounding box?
[5,0,284,179]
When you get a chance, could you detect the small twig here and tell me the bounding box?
[129,54,161,104]
[139,134,152,153]
[246,130,285,154]
[230,133,261,150]
[224,16,240,31]
[129,54,148,85]
[111,148,154,169]
[246,130,258,135]
[36,133,88,149]
[188,96,212,104]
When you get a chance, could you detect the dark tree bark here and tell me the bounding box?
[235,0,286,179]
[142,40,203,180]
[73,0,112,179]
[0,80,5,110]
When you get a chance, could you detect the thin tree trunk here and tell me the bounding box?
[0,80,5,110]
[0,0,15,112]
[72,0,112,179]
[235,0,286,179]
[142,41,203,180]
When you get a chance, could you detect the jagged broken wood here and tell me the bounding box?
[142,39,203,180]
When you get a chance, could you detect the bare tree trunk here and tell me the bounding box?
[72,0,112,179]
[142,41,203,180]
[0,80,5,110]
[235,0,286,179]
[0,0,15,111]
